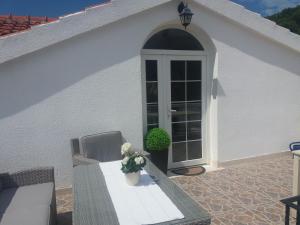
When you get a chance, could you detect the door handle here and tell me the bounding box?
[168,109,177,118]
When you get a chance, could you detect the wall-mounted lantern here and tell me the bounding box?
[178,1,194,29]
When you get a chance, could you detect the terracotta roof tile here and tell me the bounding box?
[0,15,57,37]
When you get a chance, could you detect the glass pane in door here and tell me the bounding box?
[187,61,202,80]
[173,143,186,162]
[145,60,159,131]
[171,103,185,122]
[171,61,185,80]
[146,83,158,103]
[147,104,158,124]
[187,121,201,140]
[171,83,185,102]
[188,141,202,160]
[146,60,158,81]
[172,123,186,142]
[187,82,201,101]
[187,102,201,121]
[170,60,202,163]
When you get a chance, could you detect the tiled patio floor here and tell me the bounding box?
[56,152,294,225]
[56,188,73,225]
[172,152,293,225]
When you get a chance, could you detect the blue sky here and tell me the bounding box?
[0,0,299,18]
[231,0,300,16]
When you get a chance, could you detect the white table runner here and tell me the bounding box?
[99,161,184,225]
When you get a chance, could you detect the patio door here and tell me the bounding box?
[142,53,207,169]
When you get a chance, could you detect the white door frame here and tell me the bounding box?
[141,49,209,169]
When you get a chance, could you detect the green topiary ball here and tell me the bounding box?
[145,128,171,151]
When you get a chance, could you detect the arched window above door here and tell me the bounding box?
[143,28,204,51]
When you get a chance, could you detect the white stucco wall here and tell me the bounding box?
[190,2,300,162]
[0,1,299,187]
[0,2,179,187]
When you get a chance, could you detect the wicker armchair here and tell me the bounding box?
[0,167,57,225]
[71,131,124,166]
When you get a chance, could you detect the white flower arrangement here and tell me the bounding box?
[121,142,133,155]
[134,156,145,165]
[121,142,146,174]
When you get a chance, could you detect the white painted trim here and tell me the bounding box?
[208,52,219,167]
[0,0,299,65]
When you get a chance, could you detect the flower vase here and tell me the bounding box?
[125,171,140,186]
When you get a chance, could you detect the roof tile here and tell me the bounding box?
[0,15,56,37]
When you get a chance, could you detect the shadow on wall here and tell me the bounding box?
[0,15,143,120]
[208,10,300,76]
[213,78,225,99]
[226,33,300,76]
[189,2,300,81]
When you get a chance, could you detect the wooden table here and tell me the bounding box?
[73,160,211,225]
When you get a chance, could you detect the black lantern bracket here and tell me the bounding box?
[177,2,186,14]
[177,1,194,29]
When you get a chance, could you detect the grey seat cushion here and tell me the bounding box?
[0,205,50,225]
[0,183,53,214]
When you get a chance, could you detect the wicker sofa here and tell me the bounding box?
[0,167,57,225]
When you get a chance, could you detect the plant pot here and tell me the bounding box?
[147,149,168,174]
[125,171,141,186]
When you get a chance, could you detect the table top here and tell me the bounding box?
[73,160,211,225]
